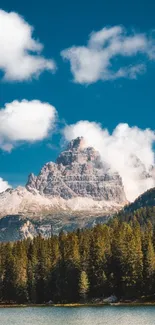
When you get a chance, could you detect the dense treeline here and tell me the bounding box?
[118,206,155,226]
[0,217,155,304]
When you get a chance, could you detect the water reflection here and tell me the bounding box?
[0,306,155,325]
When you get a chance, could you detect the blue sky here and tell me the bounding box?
[0,0,155,189]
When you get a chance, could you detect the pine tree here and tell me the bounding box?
[3,243,17,302]
[79,270,89,301]
[143,222,155,295]
[13,241,28,303]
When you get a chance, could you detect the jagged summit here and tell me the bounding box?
[67,136,85,150]
[56,137,100,166]
[26,137,127,202]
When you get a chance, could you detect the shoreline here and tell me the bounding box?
[1,301,155,308]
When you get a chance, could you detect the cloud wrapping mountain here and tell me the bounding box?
[61,25,155,84]
[0,15,154,200]
[0,100,57,151]
[0,9,56,81]
[0,177,11,192]
[64,121,155,201]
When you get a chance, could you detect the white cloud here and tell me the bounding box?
[0,177,11,193]
[64,121,155,201]
[0,9,56,81]
[0,100,57,150]
[61,25,155,84]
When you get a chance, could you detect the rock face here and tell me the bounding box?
[26,137,126,203]
[0,137,127,241]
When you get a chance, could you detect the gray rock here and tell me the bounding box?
[26,137,126,203]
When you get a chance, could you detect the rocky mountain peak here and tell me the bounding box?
[67,136,85,151]
[56,137,102,167]
[26,137,127,203]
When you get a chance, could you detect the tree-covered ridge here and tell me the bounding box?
[0,217,155,304]
[118,206,155,225]
[123,187,155,213]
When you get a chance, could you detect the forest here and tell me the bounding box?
[0,213,155,304]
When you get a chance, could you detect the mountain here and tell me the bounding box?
[124,187,155,213]
[117,187,155,226]
[0,137,127,241]
[26,137,126,202]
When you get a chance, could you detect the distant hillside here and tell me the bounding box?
[118,187,155,225]
[124,187,155,212]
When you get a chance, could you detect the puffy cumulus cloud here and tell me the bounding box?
[0,177,11,193]
[64,121,155,201]
[61,25,155,84]
[0,10,56,81]
[0,100,57,150]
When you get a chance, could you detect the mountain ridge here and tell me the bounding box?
[0,137,128,240]
[1,137,155,241]
[26,136,126,202]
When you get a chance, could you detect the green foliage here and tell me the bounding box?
[79,271,89,300]
[0,216,155,303]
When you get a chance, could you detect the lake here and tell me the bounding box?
[0,306,155,325]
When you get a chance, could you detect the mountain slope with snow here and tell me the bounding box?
[0,137,129,240]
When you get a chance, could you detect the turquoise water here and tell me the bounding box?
[0,306,155,325]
